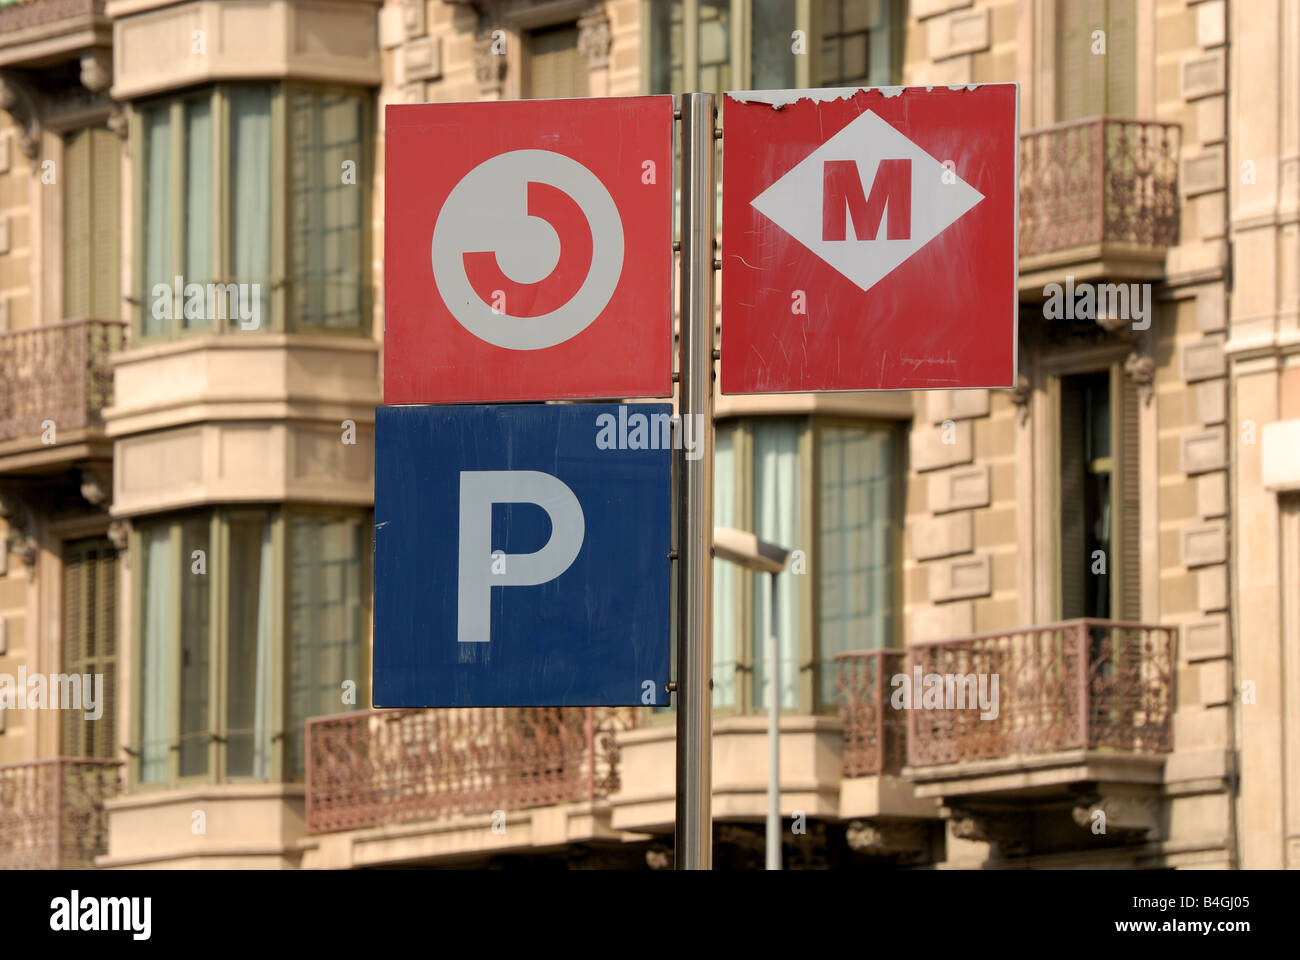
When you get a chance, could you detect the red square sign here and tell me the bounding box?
[721,84,1018,393]
[384,97,674,404]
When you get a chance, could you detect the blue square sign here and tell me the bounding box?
[374,403,673,707]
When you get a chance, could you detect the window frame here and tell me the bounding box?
[130,82,372,343]
[128,505,370,791]
[641,0,906,94]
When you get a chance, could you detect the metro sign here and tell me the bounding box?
[721,84,1018,393]
[385,96,674,404]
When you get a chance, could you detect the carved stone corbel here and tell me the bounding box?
[80,467,110,508]
[577,6,612,70]
[0,489,38,581]
[0,72,41,160]
[1072,792,1161,841]
[1124,350,1156,407]
[946,806,1031,856]
[846,819,928,859]
[79,50,112,93]
[1008,373,1031,426]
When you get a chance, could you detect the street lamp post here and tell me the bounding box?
[713,526,791,871]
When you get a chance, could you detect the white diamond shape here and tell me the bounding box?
[751,109,985,292]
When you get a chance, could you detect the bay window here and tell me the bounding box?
[134,83,370,339]
[133,508,367,786]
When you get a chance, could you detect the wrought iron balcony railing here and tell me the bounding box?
[836,649,907,778]
[1019,118,1181,259]
[0,757,121,869]
[906,619,1175,768]
[0,319,126,446]
[0,0,104,33]
[305,707,634,835]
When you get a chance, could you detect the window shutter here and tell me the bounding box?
[1059,379,1087,619]
[1104,0,1137,117]
[1116,371,1142,621]
[61,538,118,758]
[1056,0,1108,121]
[90,129,121,319]
[63,130,90,318]
[526,24,587,100]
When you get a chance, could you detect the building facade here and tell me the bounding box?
[0,0,1297,869]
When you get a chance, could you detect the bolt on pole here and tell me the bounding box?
[674,91,716,871]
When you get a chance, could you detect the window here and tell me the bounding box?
[136,84,370,339]
[816,422,901,709]
[62,128,120,320]
[525,22,589,98]
[1059,369,1140,619]
[1056,0,1136,121]
[133,508,367,786]
[710,417,903,715]
[818,0,903,88]
[61,538,118,759]
[647,0,903,94]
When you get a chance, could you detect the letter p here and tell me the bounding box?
[457,470,584,643]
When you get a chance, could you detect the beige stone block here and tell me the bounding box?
[928,8,989,59]
[1180,427,1227,474]
[1174,707,1231,749]
[1197,471,1226,517]
[1176,665,1200,709]
[910,512,973,561]
[1261,419,1300,492]
[1194,379,1225,424]
[926,389,989,423]
[1181,521,1226,567]
[0,297,7,333]
[909,601,973,643]
[927,554,991,602]
[1195,287,1226,334]
[1196,0,1226,47]
[912,0,972,18]
[1164,748,1231,783]
[927,465,990,514]
[1194,97,1225,145]
[0,215,8,256]
[401,81,426,103]
[1197,564,1227,612]
[1198,659,1231,706]
[1182,146,1226,197]
[910,420,972,472]
[1181,49,1226,100]
[0,133,8,174]
[1184,615,1229,661]
[403,36,442,82]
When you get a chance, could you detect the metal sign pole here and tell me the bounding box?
[767,571,781,870]
[675,91,716,870]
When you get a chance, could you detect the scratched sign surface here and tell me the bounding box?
[720,84,1018,394]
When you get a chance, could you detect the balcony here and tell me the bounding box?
[1019,118,1181,293]
[834,650,940,857]
[303,707,633,865]
[0,319,125,474]
[0,0,109,69]
[903,620,1174,804]
[0,757,121,868]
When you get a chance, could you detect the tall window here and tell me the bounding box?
[1056,0,1136,121]
[711,417,903,715]
[134,508,367,786]
[61,538,118,759]
[136,83,369,339]
[525,22,589,98]
[1059,369,1140,620]
[819,0,903,88]
[816,423,900,709]
[647,0,903,93]
[62,128,120,319]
